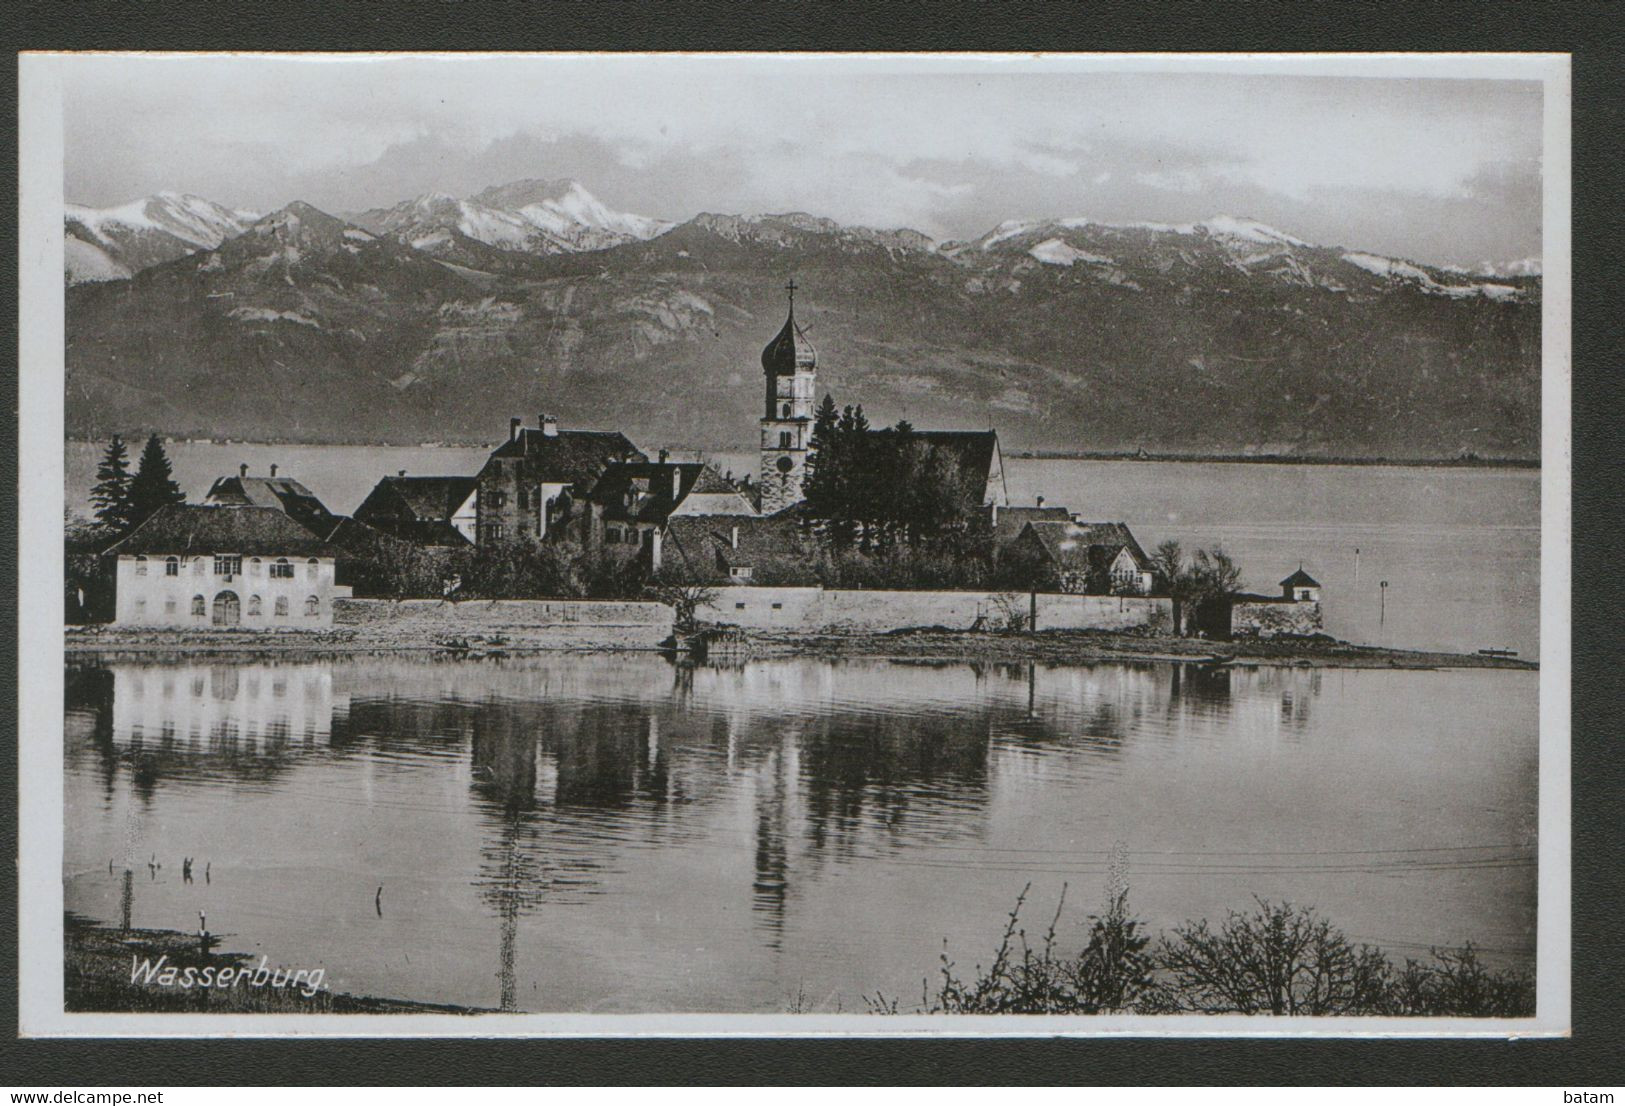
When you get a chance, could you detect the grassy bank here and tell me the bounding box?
[65,913,485,1014]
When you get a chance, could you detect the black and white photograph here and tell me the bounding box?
[16,51,1570,1036]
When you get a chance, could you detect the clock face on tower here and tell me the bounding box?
[775,456,794,474]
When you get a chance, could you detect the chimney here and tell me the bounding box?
[398,469,406,478]
[239,463,248,480]
[270,464,278,478]
[658,449,669,464]
[509,416,522,442]
[730,525,739,550]
[541,413,559,437]
[1036,495,1045,508]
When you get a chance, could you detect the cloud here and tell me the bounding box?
[59,58,1546,267]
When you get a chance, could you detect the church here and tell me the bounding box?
[754,280,1009,517]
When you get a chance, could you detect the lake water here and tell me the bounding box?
[66,441,1540,657]
[64,654,1537,1013]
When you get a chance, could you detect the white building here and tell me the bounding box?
[106,505,349,629]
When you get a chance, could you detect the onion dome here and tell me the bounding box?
[761,288,817,376]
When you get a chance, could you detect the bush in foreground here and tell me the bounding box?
[867,888,1533,1017]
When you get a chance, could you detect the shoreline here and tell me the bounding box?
[65,914,485,1014]
[66,436,1539,469]
[64,624,1536,671]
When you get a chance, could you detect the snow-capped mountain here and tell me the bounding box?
[351,179,671,257]
[949,215,1534,303]
[64,192,259,284]
[66,197,1540,459]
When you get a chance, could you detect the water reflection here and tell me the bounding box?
[63,651,1494,1012]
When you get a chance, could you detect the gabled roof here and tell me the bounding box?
[1280,567,1321,588]
[993,505,1073,544]
[485,428,644,485]
[1022,520,1150,572]
[353,475,476,546]
[366,475,476,520]
[590,462,751,523]
[107,505,339,558]
[664,511,822,585]
[203,475,337,537]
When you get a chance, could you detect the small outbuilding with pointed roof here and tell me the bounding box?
[1279,566,1322,602]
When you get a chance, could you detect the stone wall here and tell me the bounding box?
[1230,599,1323,638]
[334,597,674,648]
[696,586,1171,634]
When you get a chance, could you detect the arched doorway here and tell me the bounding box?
[211,590,241,627]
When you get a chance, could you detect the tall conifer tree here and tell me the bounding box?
[129,434,187,526]
[90,435,134,532]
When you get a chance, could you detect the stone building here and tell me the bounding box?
[474,414,644,544]
[583,454,756,566]
[758,281,820,514]
[106,504,349,628]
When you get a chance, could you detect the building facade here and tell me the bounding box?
[475,415,644,544]
[107,505,349,629]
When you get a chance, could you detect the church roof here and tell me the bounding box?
[107,505,340,558]
[760,304,817,376]
[1280,567,1321,588]
[864,428,1003,495]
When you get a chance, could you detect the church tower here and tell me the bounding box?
[758,279,818,513]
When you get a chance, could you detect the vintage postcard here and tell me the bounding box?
[16,51,1570,1036]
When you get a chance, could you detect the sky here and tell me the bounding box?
[60,54,1547,268]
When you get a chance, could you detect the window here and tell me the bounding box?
[487,490,506,508]
[214,555,241,577]
[270,558,294,579]
[304,596,320,617]
[627,530,641,545]
[248,595,262,617]
[307,558,320,581]
[779,431,792,449]
[771,602,783,610]
[191,595,206,618]
[729,566,753,580]
[164,598,176,614]
[606,526,621,543]
[250,557,263,575]
[274,596,289,617]
[781,403,791,417]
[485,523,504,542]
[518,488,529,510]
[735,602,746,610]
[164,557,179,577]
[134,556,148,576]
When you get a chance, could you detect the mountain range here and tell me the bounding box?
[62,181,1542,459]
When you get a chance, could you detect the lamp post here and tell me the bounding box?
[1379,580,1389,628]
